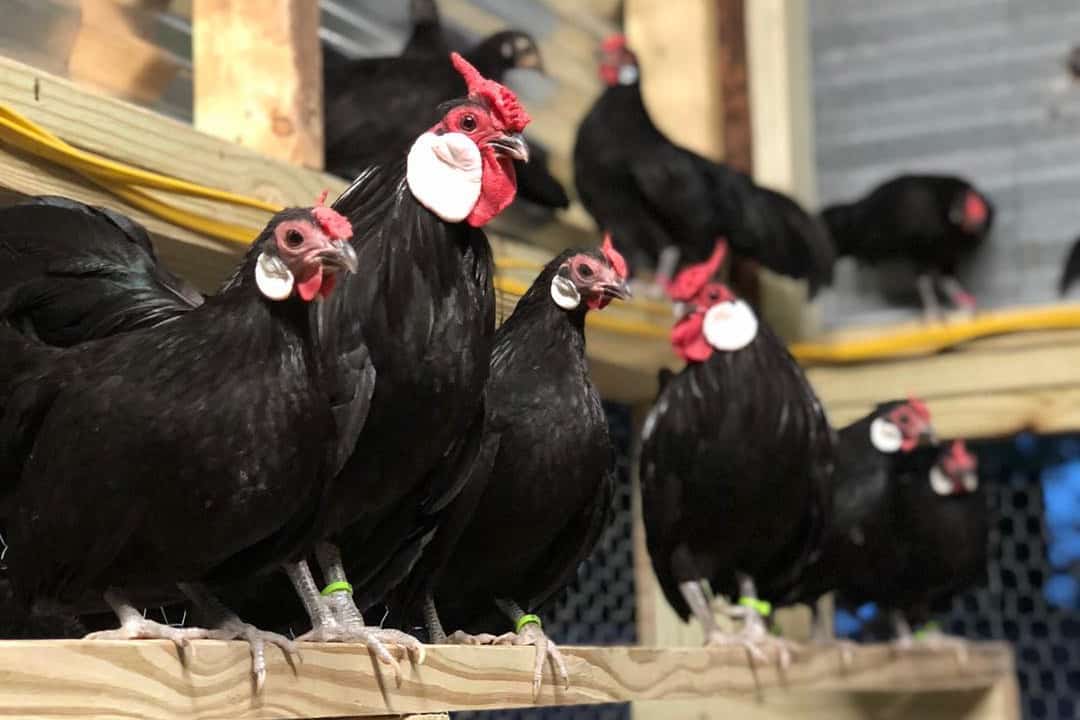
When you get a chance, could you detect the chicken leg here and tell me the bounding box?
[176,582,297,693]
[890,610,969,664]
[938,275,976,315]
[287,548,424,687]
[83,587,214,660]
[916,273,943,323]
[808,597,856,667]
[445,598,569,700]
[693,575,798,668]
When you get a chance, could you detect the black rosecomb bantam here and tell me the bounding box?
[387,235,630,698]
[822,173,994,320]
[324,0,567,210]
[834,436,986,660]
[0,198,360,691]
[220,52,534,685]
[779,398,938,656]
[639,240,834,666]
[574,34,833,292]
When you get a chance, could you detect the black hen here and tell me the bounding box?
[779,400,937,638]
[822,173,994,319]
[639,240,834,664]
[573,35,833,291]
[0,198,363,690]
[388,236,630,697]
[833,436,986,651]
[324,0,567,210]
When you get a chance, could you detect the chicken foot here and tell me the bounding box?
[445,598,569,700]
[938,275,976,315]
[285,552,423,688]
[809,597,857,668]
[175,582,296,693]
[890,610,969,664]
[83,587,213,660]
[916,273,943,323]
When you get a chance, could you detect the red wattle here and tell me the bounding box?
[318,272,337,298]
[671,313,712,362]
[467,150,517,227]
[296,268,324,302]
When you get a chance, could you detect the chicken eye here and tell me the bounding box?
[577,263,593,278]
[707,290,720,301]
[284,229,305,248]
[460,113,478,132]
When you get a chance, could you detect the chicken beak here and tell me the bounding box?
[491,133,529,162]
[600,279,632,302]
[919,428,939,447]
[318,240,359,275]
[518,50,544,73]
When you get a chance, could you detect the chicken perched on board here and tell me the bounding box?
[573,34,834,293]
[821,174,994,320]
[226,54,532,681]
[834,437,986,658]
[324,0,567,210]
[778,400,938,650]
[639,241,834,665]
[386,236,630,697]
[0,198,361,690]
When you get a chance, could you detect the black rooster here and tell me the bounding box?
[1060,235,1080,296]
[388,235,630,697]
[834,436,985,657]
[573,35,834,291]
[779,399,938,647]
[639,240,834,664]
[0,198,361,690]
[821,174,994,320]
[324,0,567,210]
[229,54,532,682]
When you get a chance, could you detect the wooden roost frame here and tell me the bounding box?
[0,0,1033,718]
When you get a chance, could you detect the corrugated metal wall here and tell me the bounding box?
[810,0,1080,327]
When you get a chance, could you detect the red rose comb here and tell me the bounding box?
[666,239,728,302]
[601,233,628,280]
[450,52,531,134]
[312,190,352,241]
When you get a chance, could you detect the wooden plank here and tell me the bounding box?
[192,0,323,168]
[0,640,1013,720]
[716,0,752,173]
[635,673,1020,720]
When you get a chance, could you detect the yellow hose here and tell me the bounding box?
[5,102,1079,363]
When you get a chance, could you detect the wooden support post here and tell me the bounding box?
[716,0,752,174]
[192,0,324,169]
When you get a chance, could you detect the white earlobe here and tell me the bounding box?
[406,132,482,222]
[550,275,581,310]
[870,418,903,454]
[929,465,953,496]
[702,300,758,351]
[255,252,294,300]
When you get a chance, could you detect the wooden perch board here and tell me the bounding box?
[0,640,1013,719]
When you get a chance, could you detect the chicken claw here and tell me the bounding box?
[452,622,568,700]
[84,587,210,662]
[299,620,425,687]
[207,616,299,693]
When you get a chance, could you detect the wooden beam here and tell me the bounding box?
[716,0,752,173]
[0,640,1014,720]
[192,0,323,169]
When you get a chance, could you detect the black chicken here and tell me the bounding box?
[230,53,533,679]
[1060,235,1080,296]
[573,34,833,291]
[779,399,938,648]
[324,0,567,210]
[639,240,834,664]
[387,235,630,697]
[821,174,994,320]
[833,436,985,657]
[0,197,361,690]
